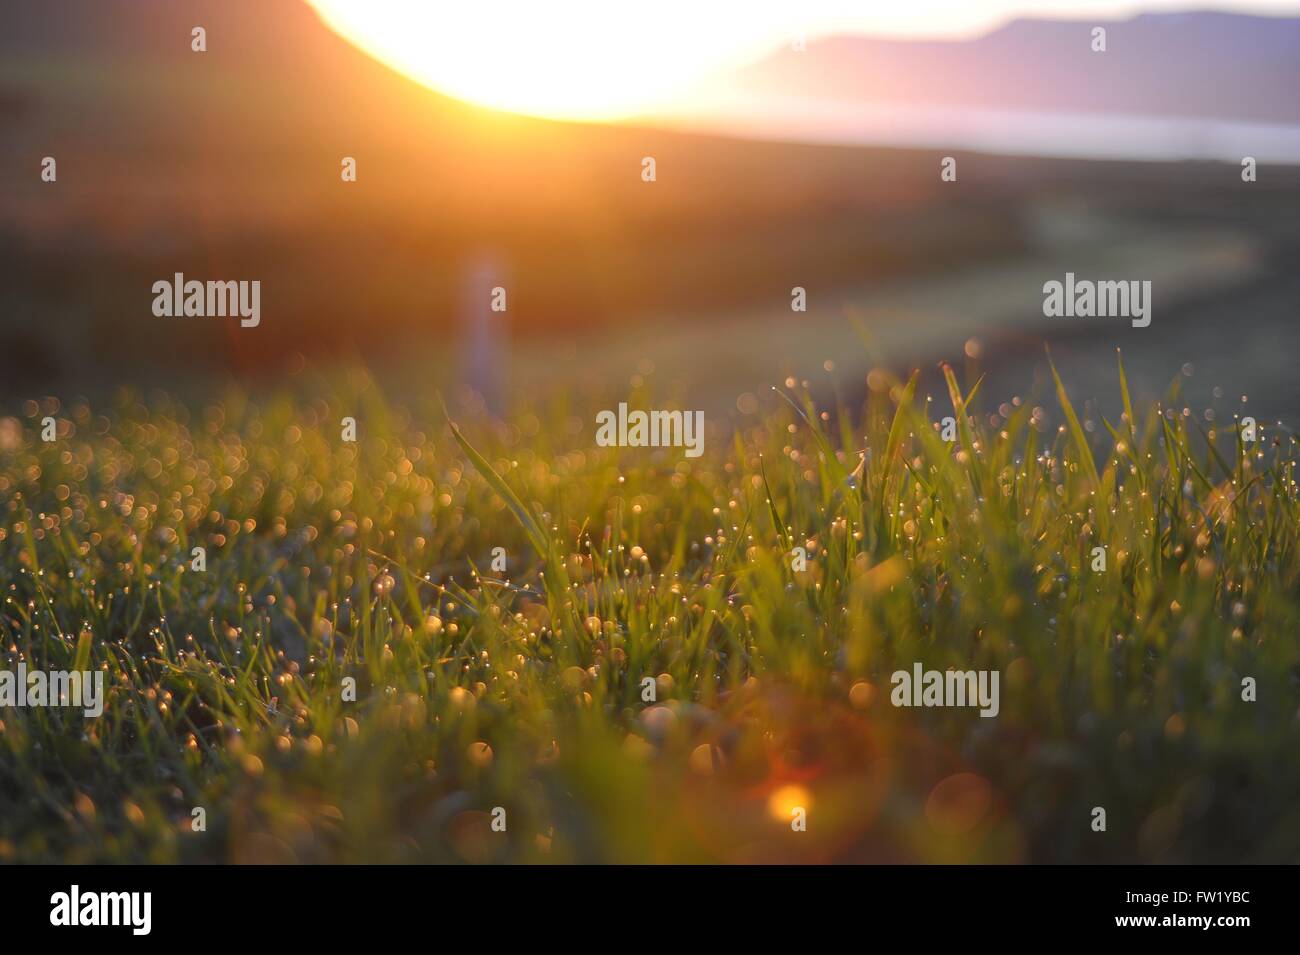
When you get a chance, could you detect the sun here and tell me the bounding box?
[305,0,792,122]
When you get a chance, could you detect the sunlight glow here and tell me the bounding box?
[306,0,789,121]
[306,0,1300,122]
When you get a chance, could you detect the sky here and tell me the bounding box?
[307,0,1300,120]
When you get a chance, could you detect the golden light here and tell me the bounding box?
[767,784,811,821]
[306,0,1285,125]
[305,0,797,121]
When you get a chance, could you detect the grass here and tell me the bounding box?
[1,352,1298,863]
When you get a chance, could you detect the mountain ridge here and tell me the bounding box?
[725,11,1300,124]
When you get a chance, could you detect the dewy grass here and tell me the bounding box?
[0,354,1297,863]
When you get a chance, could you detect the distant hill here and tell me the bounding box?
[730,12,1300,124]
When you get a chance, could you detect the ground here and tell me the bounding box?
[1,356,1297,863]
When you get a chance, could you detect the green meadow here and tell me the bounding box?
[1,354,1297,863]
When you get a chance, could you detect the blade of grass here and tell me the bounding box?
[1047,348,1107,535]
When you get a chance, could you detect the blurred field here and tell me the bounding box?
[5,0,1300,411]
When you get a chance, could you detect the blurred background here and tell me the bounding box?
[2,0,1300,421]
